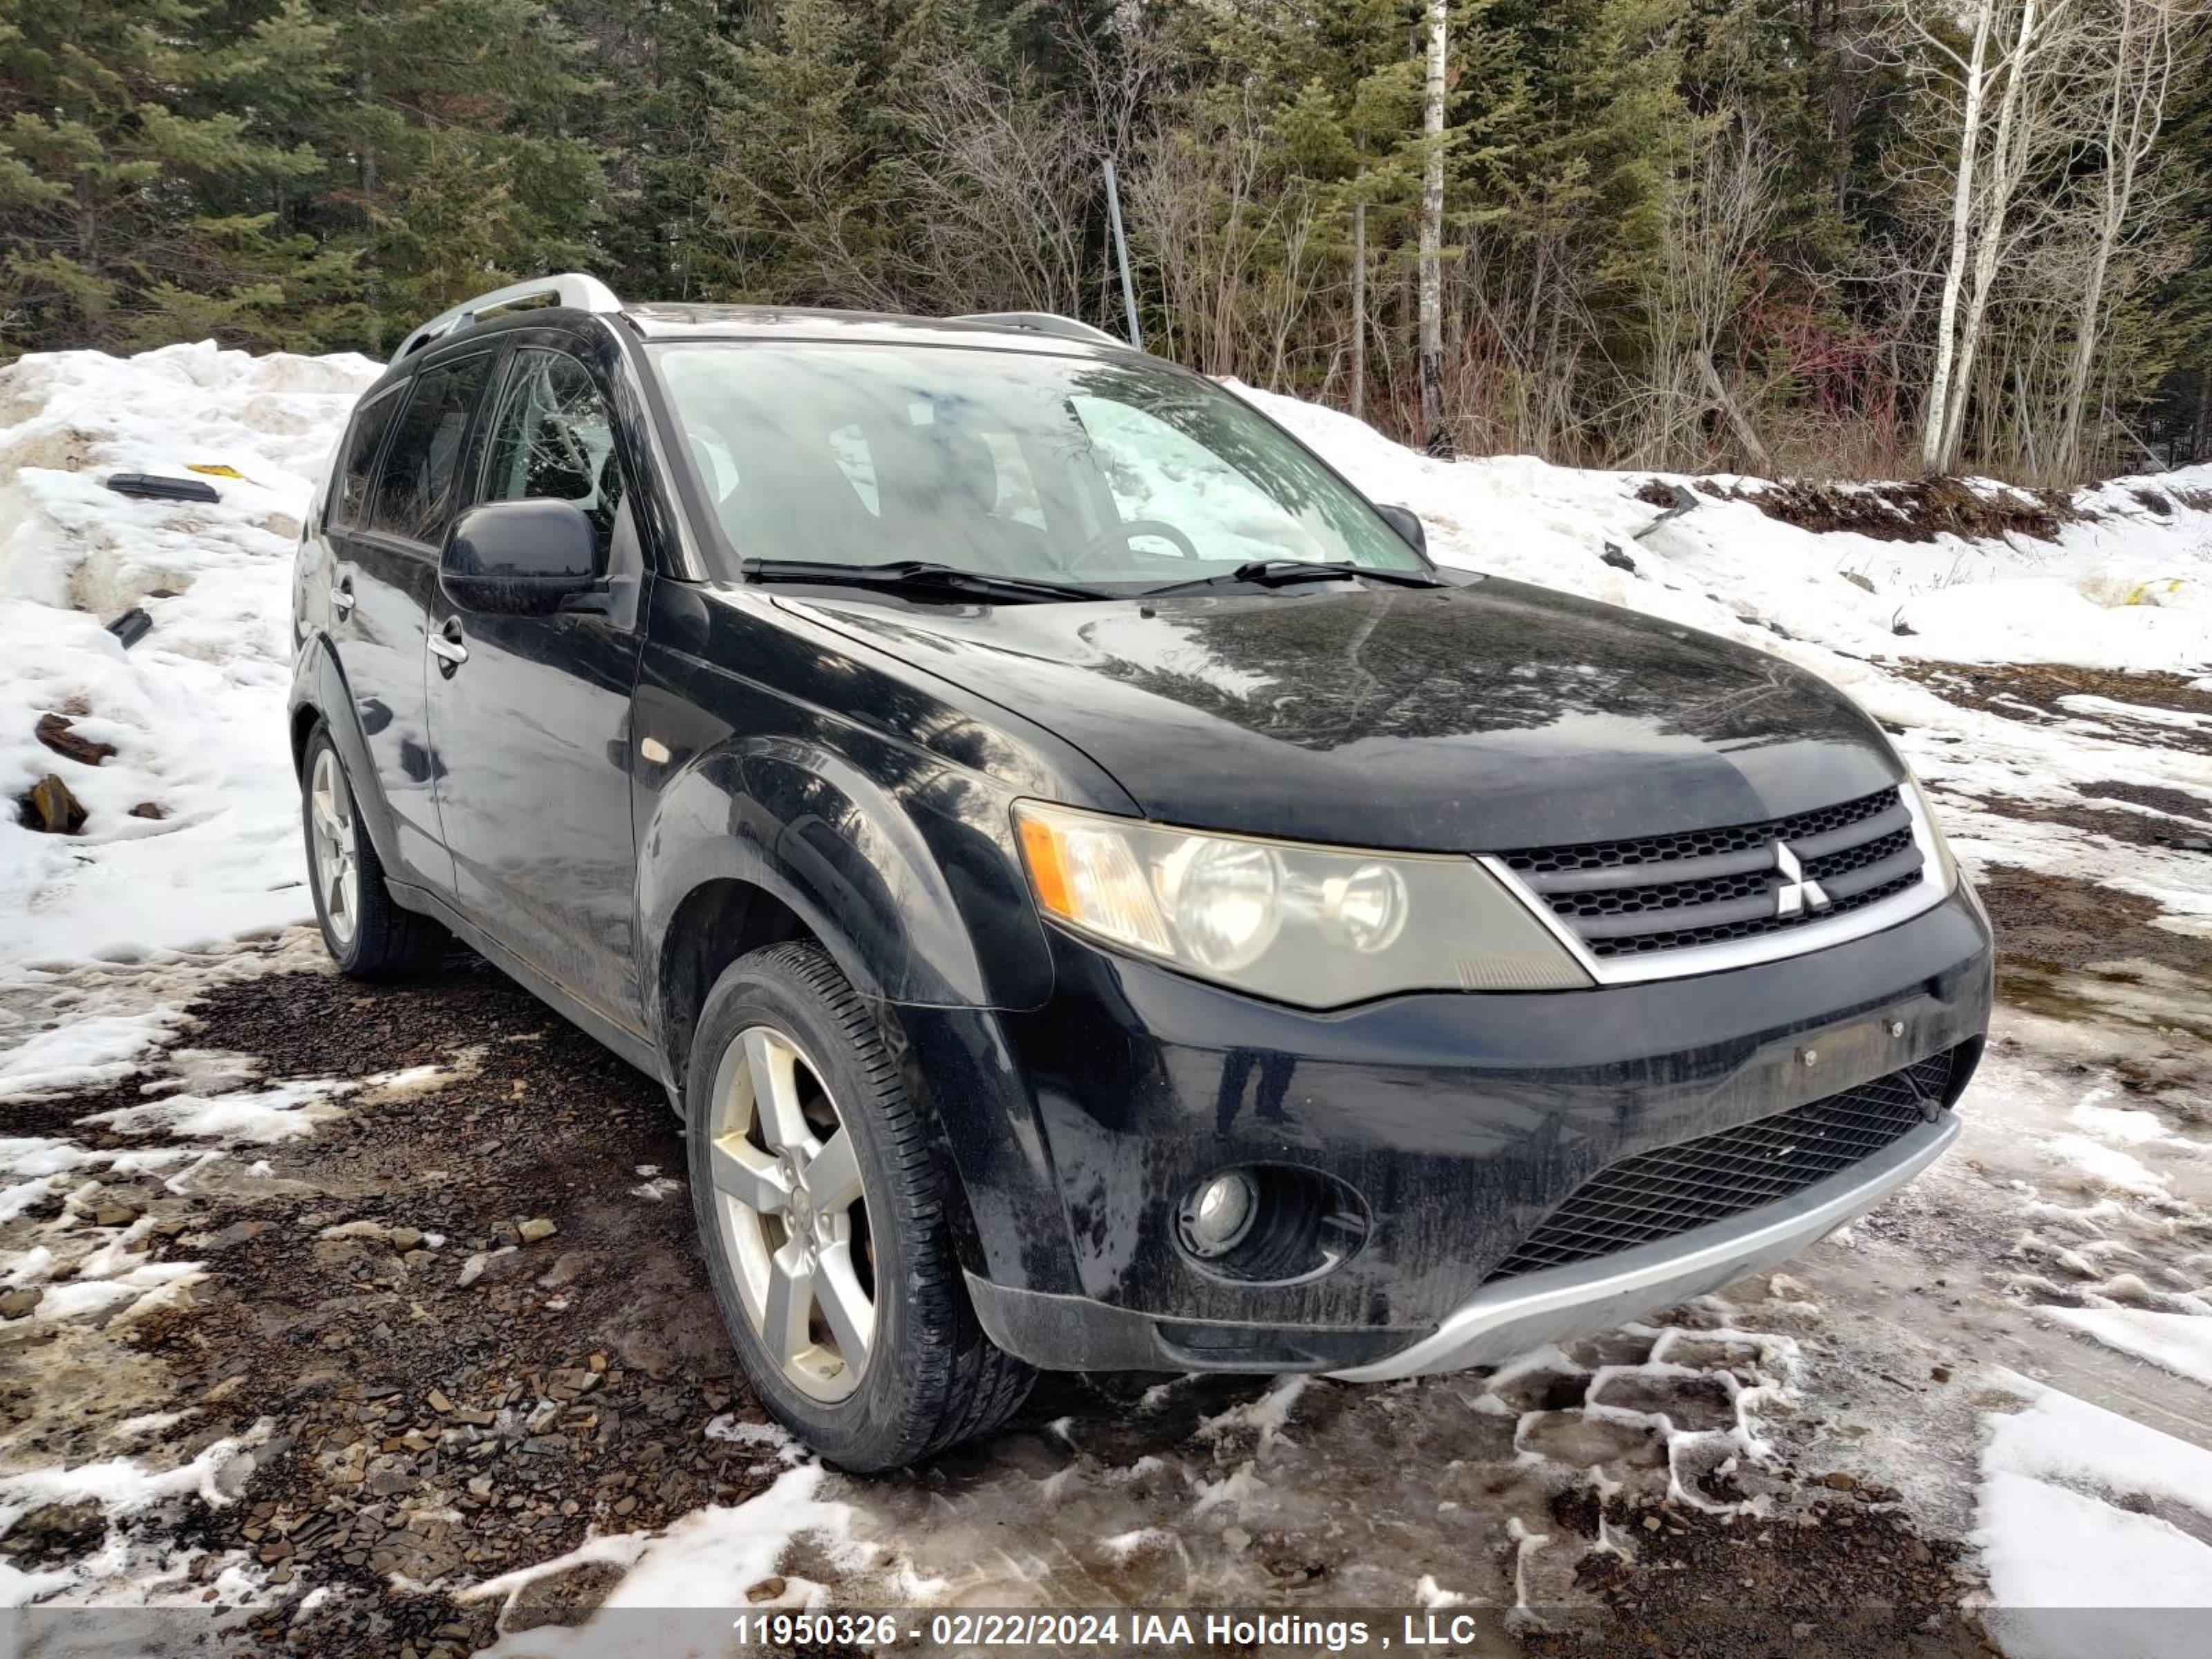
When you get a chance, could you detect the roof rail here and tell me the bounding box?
[947,310,1127,348]
[391,274,623,364]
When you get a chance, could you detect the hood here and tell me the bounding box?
[783,579,1902,852]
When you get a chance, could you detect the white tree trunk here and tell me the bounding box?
[1938,0,2043,471]
[2056,0,2175,478]
[1351,187,1367,422]
[1418,0,1449,453]
[1922,0,1996,473]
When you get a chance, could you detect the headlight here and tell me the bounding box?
[1013,802,1590,1006]
[1904,769,1961,895]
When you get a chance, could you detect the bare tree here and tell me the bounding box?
[1891,0,2088,473]
[1125,92,1327,382]
[894,59,1102,317]
[1418,0,1450,454]
[1638,114,1783,470]
[2054,0,2183,476]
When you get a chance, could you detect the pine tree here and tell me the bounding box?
[0,0,338,353]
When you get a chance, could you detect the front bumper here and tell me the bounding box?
[1328,1112,1957,1380]
[911,885,1991,1376]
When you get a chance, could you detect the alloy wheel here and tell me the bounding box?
[706,1025,876,1402]
[308,747,359,948]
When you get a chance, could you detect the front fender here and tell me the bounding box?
[637,732,1058,1021]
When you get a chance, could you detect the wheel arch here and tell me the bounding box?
[289,635,404,874]
[637,735,1055,1076]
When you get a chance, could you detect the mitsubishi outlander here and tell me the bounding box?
[289,275,1991,1470]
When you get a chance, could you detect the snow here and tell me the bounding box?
[470,1465,863,1656]
[0,342,382,981]
[2044,1308,2212,1389]
[1977,1380,2212,1658]
[82,1078,351,1143]
[1241,380,2212,676]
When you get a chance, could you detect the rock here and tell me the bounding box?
[1930,1365,1952,1384]
[0,1287,43,1319]
[128,800,166,821]
[20,773,86,834]
[35,714,115,767]
[1824,1472,1858,1491]
[458,1253,489,1288]
[1600,542,1637,574]
[745,1575,786,1603]
[6,1501,104,1559]
[517,1217,558,1244]
[427,1389,454,1413]
[93,1204,138,1227]
[390,1227,424,1251]
[1842,570,1877,594]
[321,1219,392,1243]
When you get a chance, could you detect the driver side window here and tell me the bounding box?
[481,350,625,561]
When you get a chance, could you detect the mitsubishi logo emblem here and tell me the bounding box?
[1773,841,1831,919]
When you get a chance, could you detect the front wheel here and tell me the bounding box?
[684,942,1033,1470]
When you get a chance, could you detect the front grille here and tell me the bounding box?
[1483,1051,1956,1284]
[1498,786,1925,961]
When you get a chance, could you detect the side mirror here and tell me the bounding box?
[441,500,603,617]
[1375,503,1427,557]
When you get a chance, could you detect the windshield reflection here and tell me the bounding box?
[651,344,1424,592]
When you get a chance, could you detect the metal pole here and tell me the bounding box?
[1102,158,1142,350]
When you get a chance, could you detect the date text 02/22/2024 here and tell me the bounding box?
[726,1610,1514,1651]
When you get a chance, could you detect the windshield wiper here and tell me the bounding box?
[1139,559,1445,597]
[740,558,1107,604]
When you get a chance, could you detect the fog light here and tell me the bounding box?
[1180,1170,1257,1258]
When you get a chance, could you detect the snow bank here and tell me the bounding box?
[0,342,380,980]
[1239,381,2212,675]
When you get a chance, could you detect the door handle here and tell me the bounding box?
[331,576,355,618]
[427,619,469,671]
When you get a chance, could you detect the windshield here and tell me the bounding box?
[650,342,1425,591]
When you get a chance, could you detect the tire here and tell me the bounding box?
[299,720,446,979]
[684,941,1033,1470]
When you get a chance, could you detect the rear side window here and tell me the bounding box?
[367,354,496,545]
[332,388,401,527]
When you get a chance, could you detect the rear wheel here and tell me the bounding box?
[300,722,445,977]
[684,941,1033,1470]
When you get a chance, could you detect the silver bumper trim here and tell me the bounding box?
[1329,1114,1959,1382]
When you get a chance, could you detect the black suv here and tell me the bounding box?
[290,275,1991,1469]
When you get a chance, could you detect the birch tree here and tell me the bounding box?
[2054,0,2184,476]
[1418,0,1450,454]
[1897,0,2085,472]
